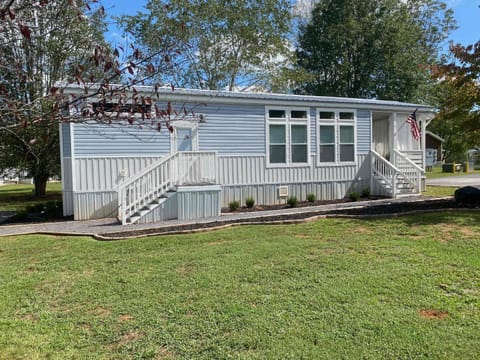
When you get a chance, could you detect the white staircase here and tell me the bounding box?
[117,151,217,225]
[371,149,423,198]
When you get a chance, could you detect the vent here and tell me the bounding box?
[278,186,289,197]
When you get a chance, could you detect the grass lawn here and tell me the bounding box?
[423,186,457,197]
[1,212,480,359]
[0,182,62,211]
[426,166,480,179]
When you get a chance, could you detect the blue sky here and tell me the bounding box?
[101,0,479,50]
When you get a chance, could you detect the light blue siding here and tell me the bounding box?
[72,121,171,157]
[356,110,371,154]
[61,123,71,157]
[197,104,265,154]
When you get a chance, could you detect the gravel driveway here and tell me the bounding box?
[426,174,480,187]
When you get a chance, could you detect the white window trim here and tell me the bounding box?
[266,106,311,168]
[170,120,199,152]
[317,109,357,166]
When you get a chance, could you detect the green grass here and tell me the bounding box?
[426,166,480,179]
[1,212,480,359]
[0,182,62,211]
[423,185,457,197]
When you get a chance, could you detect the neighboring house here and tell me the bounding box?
[60,86,434,224]
[425,131,445,164]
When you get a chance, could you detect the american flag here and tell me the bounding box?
[406,110,420,141]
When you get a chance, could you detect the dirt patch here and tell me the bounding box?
[90,307,111,318]
[118,331,144,344]
[21,314,39,322]
[119,314,134,322]
[419,309,449,319]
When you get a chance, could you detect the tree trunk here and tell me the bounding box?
[34,176,48,197]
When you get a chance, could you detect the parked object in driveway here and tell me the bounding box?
[454,186,480,205]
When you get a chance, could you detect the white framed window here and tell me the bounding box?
[266,107,310,166]
[317,109,356,165]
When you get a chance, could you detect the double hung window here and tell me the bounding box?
[267,108,309,166]
[318,110,356,164]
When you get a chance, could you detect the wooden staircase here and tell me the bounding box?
[371,149,423,198]
[116,151,217,225]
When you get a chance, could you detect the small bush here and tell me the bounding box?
[45,200,58,212]
[229,200,240,211]
[306,193,316,202]
[13,210,28,221]
[348,191,360,202]
[361,188,370,198]
[245,197,255,208]
[287,196,298,208]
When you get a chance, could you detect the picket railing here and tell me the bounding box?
[371,149,400,196]
[117,151,217,225]
[392,150,422,194]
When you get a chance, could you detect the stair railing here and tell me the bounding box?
[117,151,218,225]
[371,149,400,196]
[392,150,423,194]
[117,152,178,225]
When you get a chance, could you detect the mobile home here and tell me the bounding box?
[60,86,434,224]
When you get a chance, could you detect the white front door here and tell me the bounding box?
[172,122,198,152]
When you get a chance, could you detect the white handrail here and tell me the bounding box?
[392,150,423,193]
[371,150,399,196]
[117,151,217,225]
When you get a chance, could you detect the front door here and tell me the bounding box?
[173,123,198,152]
[176,127,193,151]
[372,112,391,160]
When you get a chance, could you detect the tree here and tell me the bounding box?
[120,0,293,91]
[294,0,456,102]
[0,0,180,196]
[430,41,480,161]
[0,0,111,195]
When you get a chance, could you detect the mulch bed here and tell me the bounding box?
[97,198,476,240]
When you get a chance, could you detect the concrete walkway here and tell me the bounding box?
[0,196,451,239]
[426,174,480,187]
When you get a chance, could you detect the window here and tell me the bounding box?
[339,125,355,162]
[319,125,335,162]
[317,110,356,164]
[269,124,286,163]
[267,108,309,166]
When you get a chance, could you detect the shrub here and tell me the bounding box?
[361,187,370,198]
[306,193,316,202]
[45,200,58,212]
[245,197,255,208]
[13,210,28,222]
[229,200,240,211]
[287,196,298,208]
[348,191,360,202]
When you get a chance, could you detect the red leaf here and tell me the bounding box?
[8,9,15,19]
[19,24,31,40]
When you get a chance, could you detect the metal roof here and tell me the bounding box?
[62,83,435,113]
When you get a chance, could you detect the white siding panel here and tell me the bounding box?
[74,156,163,192]
[218,154,368,185]
[219,154,370,206]
[73,191,117,220]
[61,157,74,216]
[357,110,371,154]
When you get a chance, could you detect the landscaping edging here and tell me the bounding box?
[94,198,478,240]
